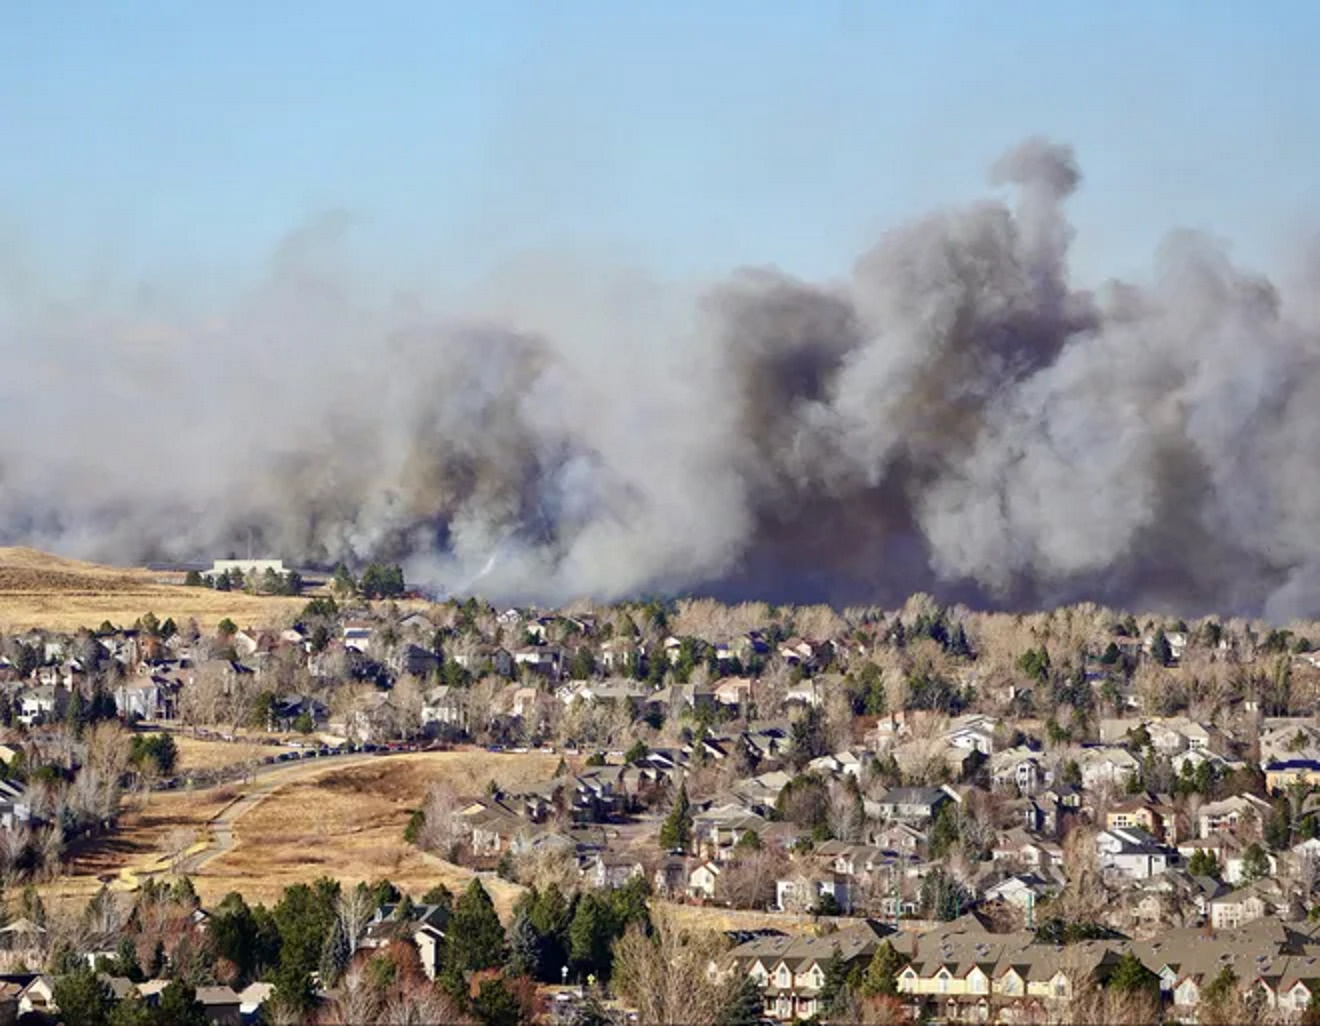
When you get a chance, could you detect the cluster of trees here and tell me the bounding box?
[506,878,650,986]
[43,870,726,1026]
[127,733,178,777]
[183,567,303,596]
[52,970,211,1026]
[333,562,407,600]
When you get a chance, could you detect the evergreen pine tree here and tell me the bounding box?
[717,973,764,1026]
[446,879,506,974]
[568,893,617,979]
[659,783,693,851]
[818,950,854,1016]
[156,980,208,1026]
[509,908,543,979]
[1151,629,1174,666]
[1109,950,1158,996]
[319,915,350,986]
[860,942,908,998]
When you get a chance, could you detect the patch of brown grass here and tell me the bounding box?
[657,901,827,936]
[63,788,233,879]
[172,736,275,775]
[193,752,553,910]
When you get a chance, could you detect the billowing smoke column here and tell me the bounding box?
[4,137,1320,618]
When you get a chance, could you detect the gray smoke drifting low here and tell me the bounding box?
[4,137,1320,618]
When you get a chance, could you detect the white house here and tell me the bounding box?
[687,860,722,901]
[16,685,68,726]
[946,715,999,756]
[1094,827,1178,879]
[343,623,374,654]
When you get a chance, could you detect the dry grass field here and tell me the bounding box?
[0,547,309,632]
[199,752,552,911]
[50,750,557,917]
[658,901,835,937]
[172,735,280,774]
[59,787,238,890]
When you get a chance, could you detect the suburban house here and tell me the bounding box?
[113,678,177,721]
[270,694,329,732]
[1208,878,1299,930]
[687,860,723,901]
[945,715,999,756]
[989,747,1045,794]
[452,646,514,679]
[891,917,1122,1023]
[512,646,562,678]
[1094,827,1179,879]
[1265,757,1320,791]
[1106,797,1178,842]
[1073,745,1140,789]
[0,781,31,830]
[1197,794,1273,838]
[983,873,1057,911]
[16,685,68,726]
[869,786,955,824]
[727,920,892,1021]
[598,638,640,673]
[342,623,374,653]
[421,686,465,731]
[390,644,439,679]
[775,873,850,914]
[580,853,645,891]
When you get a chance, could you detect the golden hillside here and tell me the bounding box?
[0,547,308,632]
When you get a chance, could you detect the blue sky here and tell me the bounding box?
[3,0,1318,303]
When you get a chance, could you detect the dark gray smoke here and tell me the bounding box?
[4,138,1320,618]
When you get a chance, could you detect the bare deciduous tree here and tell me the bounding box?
[612,911,740,1026]
[718,848,785,909]
[337,884,378,958]
[417,782,470,859]
[392,675,425,737]
[163,827,198,874]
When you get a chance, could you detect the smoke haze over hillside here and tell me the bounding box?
[4,138,1320,619]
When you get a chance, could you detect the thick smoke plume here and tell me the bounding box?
[4,138,1320,618]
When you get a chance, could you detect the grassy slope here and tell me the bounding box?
[0,547,308,632]
[52,751,556,916]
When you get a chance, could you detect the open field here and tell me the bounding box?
[50,750,558,916]
[660,902,846,937]
[171,734,280,774]
[0,547,309,632]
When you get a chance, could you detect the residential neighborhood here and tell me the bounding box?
[4,586,1320,1022]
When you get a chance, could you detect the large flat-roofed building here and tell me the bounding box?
[210,559,286,576]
